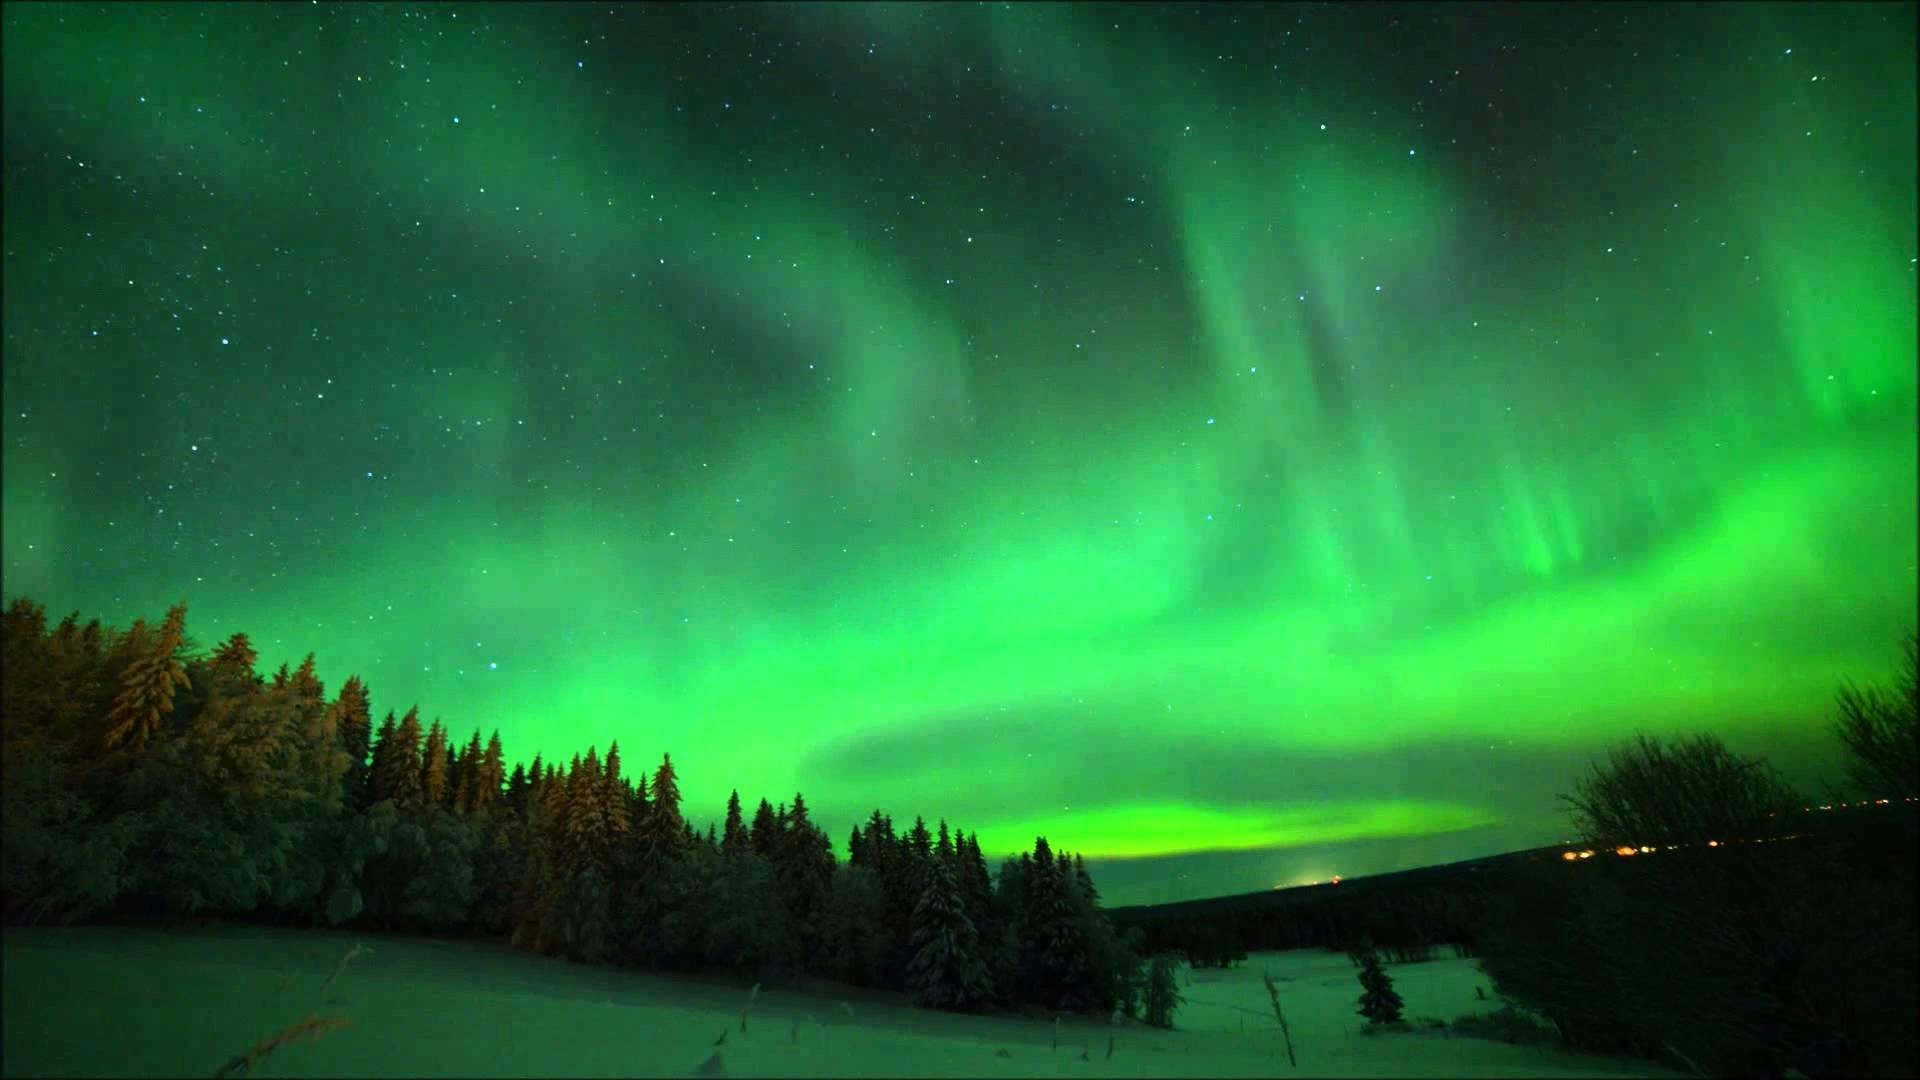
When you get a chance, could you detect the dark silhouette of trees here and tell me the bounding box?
[1833,632,1918,799]
[0,595,1150,1026]
[721,789,748,857]
[1562,732,1799,850]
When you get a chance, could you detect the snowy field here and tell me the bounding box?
[2,925,1679,1078]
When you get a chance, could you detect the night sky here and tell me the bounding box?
[4,2,1914,906]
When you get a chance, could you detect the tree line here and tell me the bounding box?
[0,598,1165,1022]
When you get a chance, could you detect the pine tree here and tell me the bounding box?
[722,789,748,857]
[1144,953,1183,1028]
[421,718,450,810]
[288,653,347,809]
[602,747,630,838]
[935,819,954,865]
[778,792,835,964]
[385,707,425,811]
[603,739,622,788]
[101,601,191,753]
[638,753,683,866]
[332,676,374,812]
[454,729,484,815]
[477,731,506,816]
[1026,837,1092,1008]
[207,631,262,695]
[749,796,779,857]
[367,711,399,802]
[905,855,992,1010]
[1356,945,1405,1024]
[506,760,529,813]
[555,747,615,960]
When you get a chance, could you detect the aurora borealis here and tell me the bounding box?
[3,2,1913,905]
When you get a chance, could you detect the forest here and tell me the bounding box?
[4,595,1914,1077]
[0,598,1173,1023]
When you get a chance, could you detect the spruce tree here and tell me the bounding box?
[599,745,629,837]
[1356,945,1405,1024]
[1144,953,1183,1028]
[385,707,425,812]
[421,719,450,810]
[722,789,748,856]
[207,631,262,695]
[101,601,190,753]
[641,753,683,863]
[556,748,614,960]
[749,796,779,857]
[778,792,835,964]
[332,676,374,812]
[905,855,991,1010]
[288,654,347,809]
[477,731,505,816]
[368,710,399,803]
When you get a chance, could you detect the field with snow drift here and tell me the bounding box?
[2,925,1680,1078]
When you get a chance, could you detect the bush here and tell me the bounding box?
[1832,633,1918,800]
[1448,1005,1558,1046]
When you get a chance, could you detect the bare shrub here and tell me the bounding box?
[1562,733,1798,850]
[1833,634,1918,799]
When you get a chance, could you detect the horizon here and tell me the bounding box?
[3,2,1915,908]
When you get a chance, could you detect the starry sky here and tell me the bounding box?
[3,2,1914,906]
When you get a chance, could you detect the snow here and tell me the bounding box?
[3,925,1679,1078]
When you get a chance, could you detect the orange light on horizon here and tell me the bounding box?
[1330,875,1342,884]
[1562,851,1579,861]
[1615,846,1637,856]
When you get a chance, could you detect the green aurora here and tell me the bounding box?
[3,2,1913,903]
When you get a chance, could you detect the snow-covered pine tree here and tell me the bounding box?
[904,854,991,1010]
[101,601,190,753]
[1356,945,1405,1024]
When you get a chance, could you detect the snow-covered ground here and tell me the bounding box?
[2,925,1679,1078]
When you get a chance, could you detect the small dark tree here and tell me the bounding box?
[1143,952,1183,1029]
[721,789,748,857]
[1356,945,1404,1025]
